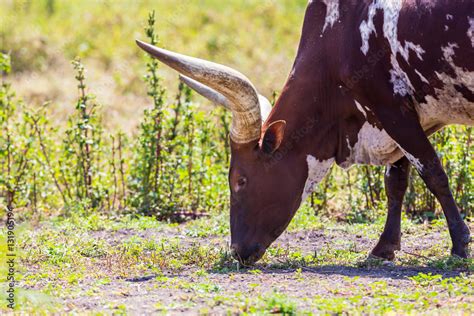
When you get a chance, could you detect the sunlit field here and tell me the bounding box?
[0,0,472,314]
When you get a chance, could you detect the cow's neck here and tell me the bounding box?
[268,75,355,201]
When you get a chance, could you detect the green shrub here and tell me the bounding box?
[0,9,471,222]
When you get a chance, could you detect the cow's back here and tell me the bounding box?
[292,0,473,167]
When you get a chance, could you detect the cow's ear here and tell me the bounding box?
[259,120,286,154]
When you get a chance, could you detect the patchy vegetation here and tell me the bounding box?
[0,1,472,314]
[2,207,473,314]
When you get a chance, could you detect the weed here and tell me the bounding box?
[265,291,298,315]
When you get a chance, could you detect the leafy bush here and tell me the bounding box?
[0,11,472,223]
[127,12,229,220]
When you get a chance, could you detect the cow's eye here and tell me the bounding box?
[236,177,247,190]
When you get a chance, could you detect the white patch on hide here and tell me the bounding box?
[393,41,474,171]
[340,122,404,168]
[442,42,457,59]
[468,17,474,48]
[441,43,473,90]
[390,55,415,96]
[358,0,425,96]
[359,2,378,55]
[322,0,340,32]
[446,14,453,20]
[355,101,368,118]
[360,0,425,61]
[398,147,424,172]
[415,43,474,129]
[385,165,392,177]
[302,156,334,201]
[415,69,430,84]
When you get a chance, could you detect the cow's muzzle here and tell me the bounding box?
[230,242,265,265]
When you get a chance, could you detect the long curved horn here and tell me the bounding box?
[136,40,262,143]
[179,75,273,122]
[178,75,232,110]
[257,95,272,124]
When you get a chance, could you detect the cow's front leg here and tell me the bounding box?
[371,157,410,260]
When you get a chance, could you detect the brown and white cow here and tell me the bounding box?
[137,0,473,264]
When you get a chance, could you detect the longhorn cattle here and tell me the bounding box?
[137,0,473,264]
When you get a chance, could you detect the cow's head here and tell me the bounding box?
[137,41,307,264]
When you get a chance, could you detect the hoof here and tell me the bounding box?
[451,223,471,259]
[451,241,471,259]
[370,241,400,261]
[370,250,395,261]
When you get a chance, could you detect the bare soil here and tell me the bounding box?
[53,223,472,314]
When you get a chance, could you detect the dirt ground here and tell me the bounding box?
[34,221,470,314]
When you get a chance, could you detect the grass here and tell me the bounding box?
[1,205,472,314]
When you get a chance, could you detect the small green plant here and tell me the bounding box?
[265,292,297,315]
[129,10,167,216]
[129,11,229,220]
[409,273,443,286]
[30,58,114,215]
[64,58,107,211]
[0,53,37,213]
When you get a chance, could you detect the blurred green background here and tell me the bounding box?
[1,0,307,130]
